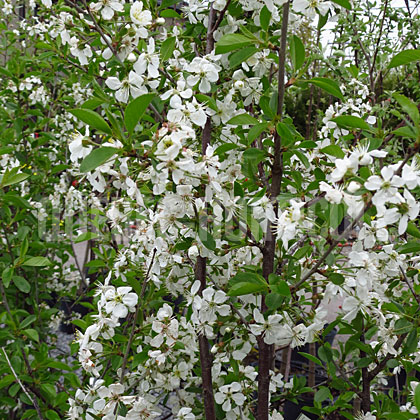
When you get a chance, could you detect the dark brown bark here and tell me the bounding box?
[196,256,216,420]
[194,7,217,420]
[257,3,290,419]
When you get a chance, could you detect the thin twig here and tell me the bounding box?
[399,265,420,309]
[119,248,157,383]
[2,347,45,420]
[210,0,233,35]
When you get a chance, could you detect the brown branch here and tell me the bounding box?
[367,333,407,381]
[194,7,217,420]
[210,0,233,35]
[80,0,122,64]
[257,3,290,420]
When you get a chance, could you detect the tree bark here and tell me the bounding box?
[257,3,289,419]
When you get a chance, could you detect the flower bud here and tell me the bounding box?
[127,52,136,63]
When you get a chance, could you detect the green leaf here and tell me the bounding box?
[227,114,258,125]
[414,383,420,413]
[230,272,268,289]
[45,361,71,370]
[298,352,323,367]
[388,49,420,69]
[332,115,371,130]
[215,143,239,156]
[403,328,418,355]
[69,109,112,135]
[0,172,30,188]
[307,77,344,100]
[195,94,218,111]
[2,267,14,288]
[247,123,269,144]
[290,35,305,70]
[320,144,345,158]
[299,140,317,149]
[23,328,39,342]
[75,232,100,243]
[80,147,118,173]
[259,6,271,31]
[46,410,61,420]
[392,126,417,139]
[40,383,55,400]
[399,242,420,254]
[407,222,420,239]
[160,9,181,18]
[127,276,142,297]
[198,227,216,251]
[315,386,332,403]
[229,46,258,69]
[0,375,14,389]
[23,256,52,266]
[215,34,254,54]
[329,273,345,285]
[318,345,332,362]
[393,93,420,126]
[160,36,176,61]
[81,97,106,110]
[227,281,267,296]
[271,280,291,297]
[13,276,31,293]
[265,292,283,310]
[20,315,37,329]
[72,319,88,330]
[243,148,266,163]
[124,93,156,134]
[331,0,351,9]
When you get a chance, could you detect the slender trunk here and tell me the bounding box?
[195,6,217,420]
[257,3,290,419]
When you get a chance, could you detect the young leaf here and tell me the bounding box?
[331,0,351,9]
[1,172,30,188]
[399,242,420,254]
[388,49,420,69]
[414,383,420,413]
[298,352,323,367]
[227,281,267,296]
[160,37,176,61]
[259,6,271,31]
[307,77,344,100]
[315,387,332,403]
[320,144,345,159]
[14,276,31,293]
[265,292,282,310]
[80,147,119,173]
[2,267,14,288]
[23,328,39,342]
[124,93,156,134]
[332,115,371,130]
[290,35,305,70]
[229,46,258,69]
[23,256,52,266]
[198,227,216,251]
[75,232,100,243]
[393,93,420,126]
[392,126,417,139]
[407,222,420,239]
[227,114,258,125]
[215,34,254,54]
[69,109,112,135]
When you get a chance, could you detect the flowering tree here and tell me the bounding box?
[1,0,420,419]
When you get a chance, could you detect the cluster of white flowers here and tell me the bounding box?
[6,0,417,418]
